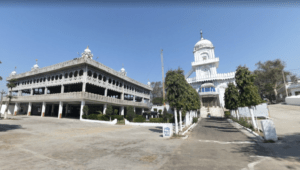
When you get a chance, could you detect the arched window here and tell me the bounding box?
[51,76,55,81]
[79,70,83,76]
[88,71,92,77]
[64,73,68,79]
[40,78,43,82]
[116,81,119,86]
[69,72,73,78]
[74,71,78,77]
[33,79,36,83]
[119,83,122,87]
[98,74,102,80]
[55,75,58,80]
[108,78,112,84]
[47,77,50,81]
[37,79,39,83]
[59,74,62,79]
[30,80,32,84]
[112,80,115,85]
[93,73,97,78]
[103,76,106,82]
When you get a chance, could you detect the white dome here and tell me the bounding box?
[33,64,39,69]
[10,71,16,76]
[84,48,91,53]
[147,81,151,86]
[121,67,125,72]
[194,38,214,50]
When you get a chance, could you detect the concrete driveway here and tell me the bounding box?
[0,116,183,170]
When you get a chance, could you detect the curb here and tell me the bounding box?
[227,119,264,143]
[182,117,202,136]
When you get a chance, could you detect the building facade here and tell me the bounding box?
[185,32,235,117]
[1,47,152,120]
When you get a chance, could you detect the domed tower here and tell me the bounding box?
[81,46,93,59]
[191,30,219,79]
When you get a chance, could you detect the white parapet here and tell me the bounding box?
[285,95,300,106]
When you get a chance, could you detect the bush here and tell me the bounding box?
[193,117,198,123]
[232,117,254,131]
[133,115,146,122]
[112,115,124,120]
[154,108,157,112]
[97,114,109,121]
[82,115,87,119]
[126,106,136,121]
[224,111,231,118]
[149,118,165,123]
[88,114,98,120]
[158,109,162,114]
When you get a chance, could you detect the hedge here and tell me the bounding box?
[82,114,123,121]
[133,115,146,122]
[224,111,231,118]
[192,117,198,123]
[149,118,165,123]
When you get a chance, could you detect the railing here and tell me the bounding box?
[3,92,148,107]
[187,72,235,83]
[192,57,219,67]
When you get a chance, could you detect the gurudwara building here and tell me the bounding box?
[1,47,152,120]
[185,32,235,117]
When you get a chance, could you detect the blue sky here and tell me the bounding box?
[1,1,300,91]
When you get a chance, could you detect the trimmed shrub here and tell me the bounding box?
[193,117,198,123]
[158,109,162,114]
[154,108,157,112]
[88,114,98,120]
[133,115,146,122]
[224,111,231,118]
[149,118,165,123]
[112,115,124,120]
[82,115,87,119]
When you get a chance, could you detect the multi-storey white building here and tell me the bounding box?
[186,32,235,117]
[1,47,152,120]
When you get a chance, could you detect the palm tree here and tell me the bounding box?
[4,79,17,119]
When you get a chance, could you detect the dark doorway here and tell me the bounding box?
[202,97,220,107]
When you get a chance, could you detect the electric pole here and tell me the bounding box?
[161,49,166,105]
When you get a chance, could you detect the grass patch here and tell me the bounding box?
[116,119,125,125]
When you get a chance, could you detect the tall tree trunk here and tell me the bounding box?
[174,108,178,134]
[4,99,11,119]
[273,84,278,103]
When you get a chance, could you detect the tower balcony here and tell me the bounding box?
[192,57,219,68]
[186,71,235,84]
[199,86,219,96]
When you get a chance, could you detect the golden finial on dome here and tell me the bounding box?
[86,45,89,49]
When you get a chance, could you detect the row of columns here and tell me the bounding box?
[9,101,145,119]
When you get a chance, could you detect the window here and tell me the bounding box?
[64,73,68,79]
[93,73,97,78]
[69,72,73,78]
[79,70,83,76]
[59,74,62,79]
[88,71,92,77]
[74,71,78,77]
[98,74,102,80]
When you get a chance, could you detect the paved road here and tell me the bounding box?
[161,118,270,170]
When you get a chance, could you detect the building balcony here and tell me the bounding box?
[2,92,148,108]
[192,58,219,68]
[187,72,235,84]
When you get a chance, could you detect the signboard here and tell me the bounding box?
[261,120,278,141]
[163,125,173,138]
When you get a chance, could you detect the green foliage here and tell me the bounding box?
[232,117,254,131]
[235,65,263,107]
[82,115,87,119]
[154,108,157,112]
[158,109,162,114]
[149,118,165,123]
[83,105,89,116]
[152,97,163,105]
[133,115,146,122]
[224,111,231,118]
[192,117,198,124]
[88,114,97,120]
[162,107,173,123]
[126,106,135,121]
[165,68,200,112]
[114,109,118,115]
[224,83,239,110]
[112,115,124,121]
[106,105,113,117]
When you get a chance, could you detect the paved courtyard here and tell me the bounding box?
[1,103,300,170]
[0,116,183,170]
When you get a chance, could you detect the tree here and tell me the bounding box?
[152,97,163,105]
[224,82,240,119]
[106,105,113,121]
[253,59,294,102]
[126,106,135,121]
[165,68,200,133]
[83,105,89,116]
[150,81,163,99]
[4,79,17,119]
[235,65,262,130]
[114,109,118,115]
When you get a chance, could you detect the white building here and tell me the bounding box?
[1,47,152,119]
[185,31,235,117]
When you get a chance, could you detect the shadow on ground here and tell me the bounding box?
[233,133,300,162]
[0,124,23,132]
[149,126,162,133]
